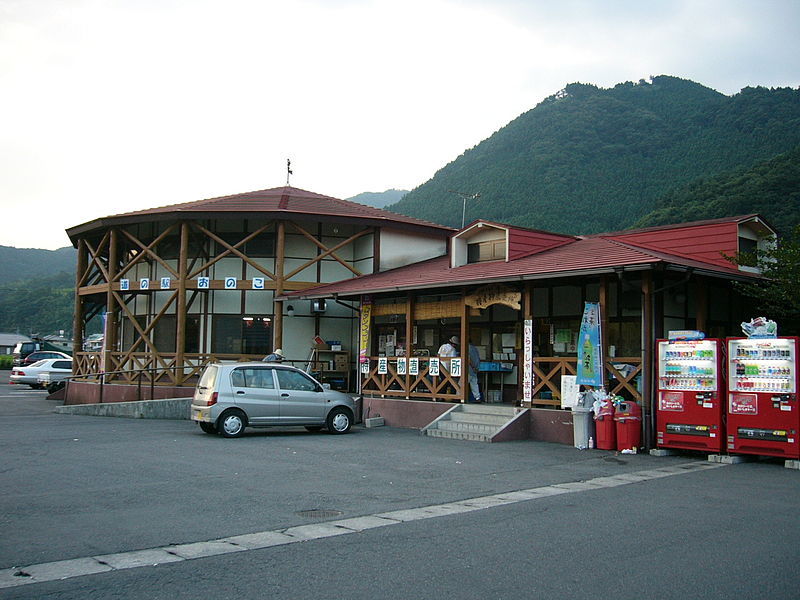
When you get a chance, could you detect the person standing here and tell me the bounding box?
[468,341,482,403]
[262,348,285,362]
[437,335,459,371]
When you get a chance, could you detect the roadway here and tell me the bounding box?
[0,373,798,599]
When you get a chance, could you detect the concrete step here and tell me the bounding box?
[458,404,518,416]
[436,420,498,435]
[448,412,511,426]
[425,428,492,442]
[421,403,522,442]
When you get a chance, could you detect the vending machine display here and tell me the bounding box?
[656,338,725,452]
[727,336,799,459]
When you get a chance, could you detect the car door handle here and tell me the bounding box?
[236,390,245,395]
[281,393,289,397]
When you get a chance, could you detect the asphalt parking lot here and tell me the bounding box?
[1,372,798,599]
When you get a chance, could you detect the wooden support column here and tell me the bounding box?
[104,229,119,374]
[73,239,88,359]
[175,222,189,385]
[600,276,609,360]
[459,288,468,403]
[405,293,414,399]
[641,272,655,448]
[274,221,286,350]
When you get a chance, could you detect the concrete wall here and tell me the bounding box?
[362,396,575,445]
[362,397,452,430]
[64,381,194,405]
[57,397,191,420]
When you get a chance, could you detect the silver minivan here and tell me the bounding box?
[191,362,356,437]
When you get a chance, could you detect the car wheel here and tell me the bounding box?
[218,410,247,438]
[326,407,352,434]
[304,425,323,432]
[199,422,217,434]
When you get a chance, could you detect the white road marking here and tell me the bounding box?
[0,461,724,589]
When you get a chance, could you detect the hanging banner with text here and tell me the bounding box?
[576,302,604,387]
[523,319,534,403]
[359,296,372,369]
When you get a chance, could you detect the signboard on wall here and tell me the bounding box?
[465,284,521,311]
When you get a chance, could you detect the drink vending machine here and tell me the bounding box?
[726,336,799,459]
[656,338,725,452]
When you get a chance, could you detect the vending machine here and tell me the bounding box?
[726,336,799,459]
[656,337,725,452]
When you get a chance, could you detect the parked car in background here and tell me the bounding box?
[10,359,73,389]
[191,362,356,437]
[12,339,71,366]
[18,350,71,367]
[38,367,73,394]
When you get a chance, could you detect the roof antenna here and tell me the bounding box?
[286,159,293,186]
[447,190,480,228]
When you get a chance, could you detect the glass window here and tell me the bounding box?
[276,369,319,392]
[552,285,582,316]
[231,367,275,389]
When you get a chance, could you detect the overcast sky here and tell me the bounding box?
[1,0,798,250]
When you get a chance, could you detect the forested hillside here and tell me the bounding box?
[635,145,800,236]
[0,271,79,336]
[0,245,76,285]
[346,189,408,208]
[389,76,800,234]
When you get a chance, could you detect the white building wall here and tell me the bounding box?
[379,228,447,271]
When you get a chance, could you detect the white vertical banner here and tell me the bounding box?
[397,357,407,375]
[378,357,388,375]
[523,319,534,403]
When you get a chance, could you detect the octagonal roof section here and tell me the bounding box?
[66,186,454,243]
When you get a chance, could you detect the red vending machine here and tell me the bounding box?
[656,337,725,452]
[727,336,799,459]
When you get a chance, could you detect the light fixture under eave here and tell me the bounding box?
[287,305,295,317]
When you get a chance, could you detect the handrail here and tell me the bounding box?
[61,358,314,403]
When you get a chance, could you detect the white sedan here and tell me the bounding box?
[10,359,73,389]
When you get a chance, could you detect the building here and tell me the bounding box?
[0,333,31,356]
[65,186,452,403]
[285,215,772,445]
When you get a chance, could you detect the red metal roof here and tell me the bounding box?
[286,232,755,300]
[67,186,453,239]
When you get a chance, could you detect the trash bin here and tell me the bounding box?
[614,400,642,451]
[593,397,617,450]
[572,392,596,449]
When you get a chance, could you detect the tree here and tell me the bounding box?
[730,226,800,328]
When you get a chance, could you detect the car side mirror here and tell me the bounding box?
[322,383,331,390]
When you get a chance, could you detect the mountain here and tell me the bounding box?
[346,189,408,209]
[635,145,800,236]
[0,246,76,285]
[388,76,800,234]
